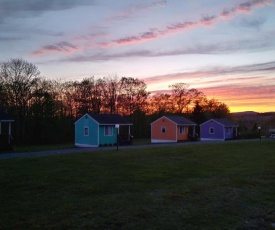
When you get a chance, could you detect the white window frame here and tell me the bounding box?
[179,126,185,134]
[161,126,166,133]
[84,126,89,136]
[209,127,214,134]
[104,126,113,136]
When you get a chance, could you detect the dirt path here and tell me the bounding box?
[0,139,269,159]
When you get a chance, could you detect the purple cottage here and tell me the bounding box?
[200,118,239,141]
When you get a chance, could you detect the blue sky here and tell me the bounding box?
[1,0,275,112]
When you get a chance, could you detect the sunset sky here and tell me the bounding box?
[1,0,275,113]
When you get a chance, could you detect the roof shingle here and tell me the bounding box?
[89,114,132,125]
[165,115,196,126]
[212,118,238,127]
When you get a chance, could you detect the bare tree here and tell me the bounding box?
[169,83,204,114]
[1,59,40,110]
[204,98,230,119]
[118,77,149,116]
[169,83,189,113]
[148,93,173,115]
[101,76,120,114]
[0,58,40,143]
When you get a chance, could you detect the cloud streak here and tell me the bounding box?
[32,0,272,57]
[61,35,275,62]
[32,41,82,56]
[221,0,272,18]
[149,76,275,112]
[143,61,275,86]
[100,16,217,47]
[0,0,95,23]
[101,0,271,47]
[201,84,275,111]
[107,0,167,21]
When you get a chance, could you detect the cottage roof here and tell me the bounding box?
[201,118,238,127]
[0,109,14,122]
[88,114,132,125]
[214,118,238,127]
[165,115,196,126]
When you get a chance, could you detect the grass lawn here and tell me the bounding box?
[0,141,274,229]
[10,139,151,153]
[12,143,75,153]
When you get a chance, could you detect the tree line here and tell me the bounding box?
[0,58,230,145]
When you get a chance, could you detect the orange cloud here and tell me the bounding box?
[150,84,275,112]
[201,84,275,112]
[143,60,275,113]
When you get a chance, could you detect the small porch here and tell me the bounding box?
[0,119,14,151]
[269,129,275,138]
[116,124,133,145]
[188,125,197,141]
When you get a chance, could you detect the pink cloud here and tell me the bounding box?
[221,0,271,19]
[150,84,275,112]
[201,84,275,99]
[102,15,217,47]
[165,21,197,34]
[74,32,108,42]
[144,71,208,85]
[220,9,234,19]
[32,41,82,56]
[235,0,271,13]
[114,29,159,45]
[108,0,270,47]
[33,0,272,57]
[107,0,167,21]
[200,15,217,26]
[201,84,275,111]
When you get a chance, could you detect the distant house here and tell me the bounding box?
[200,118,239,141]
[151,115,196,143]
[75,113,133,147]
[0,109,14,151]
[269,129,275,138]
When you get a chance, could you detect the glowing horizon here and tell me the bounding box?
[1,0,274,113]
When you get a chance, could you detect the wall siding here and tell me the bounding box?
[177,126,189,141]
[200,120,224,140]
[75,115,98,146]
[151,118,177,142]
[99,125,117,146]
[224,127,234,139]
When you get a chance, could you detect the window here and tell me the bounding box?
[209,127,214,134]
[84,127,89,136]
[179,126,185,134]
[104,126,113,136]
[225,127,231,134]
[161,127,166,133]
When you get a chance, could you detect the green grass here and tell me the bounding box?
[12,143,75,153]
[0,141,275,229]
[10,139,151,153]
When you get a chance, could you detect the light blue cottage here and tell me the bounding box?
[75,113,133,147]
